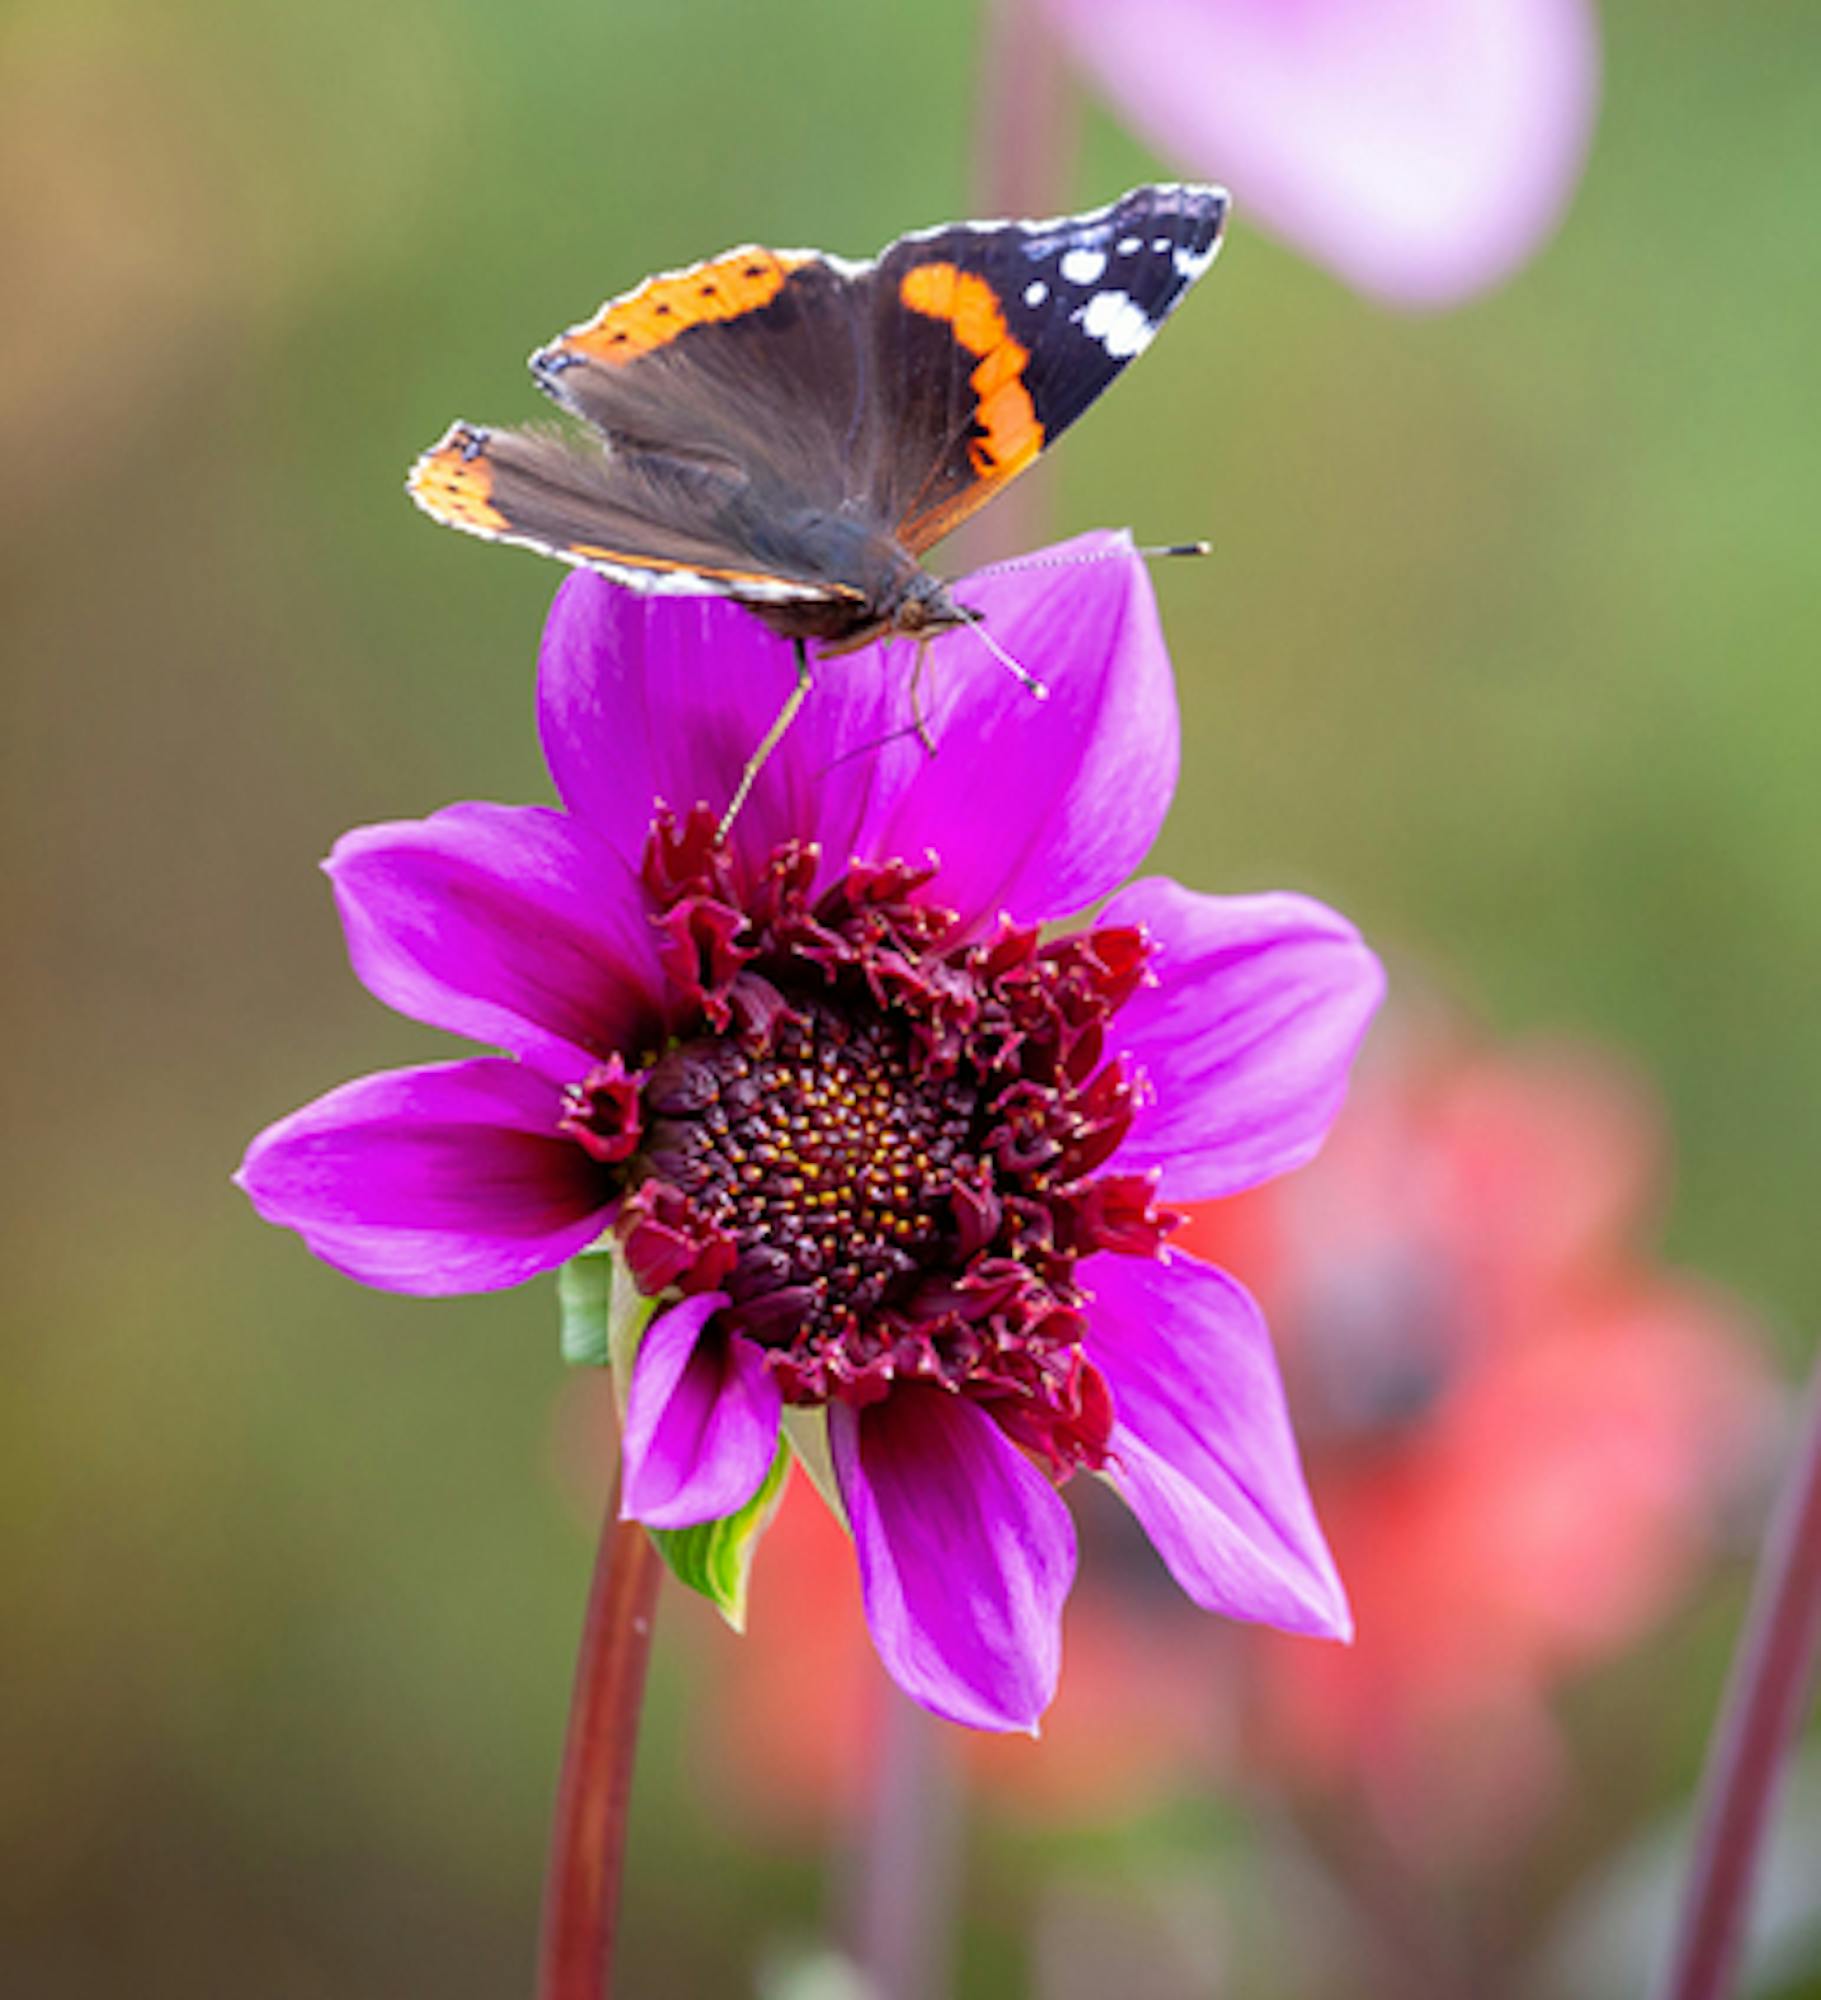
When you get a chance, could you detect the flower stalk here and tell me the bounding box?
[538,1471,663,2000]
[1658,1348,1821,2000]
[970,0,1074,566]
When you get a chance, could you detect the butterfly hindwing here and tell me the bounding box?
[406,422,860,609]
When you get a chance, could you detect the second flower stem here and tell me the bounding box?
[1657,1349,1821,2000]
[537,1475,663,2000]
[847,1680,963,2000]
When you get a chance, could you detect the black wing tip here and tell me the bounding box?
[1128,182,1229,249]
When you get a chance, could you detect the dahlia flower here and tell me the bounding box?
[238,531,1383,1731]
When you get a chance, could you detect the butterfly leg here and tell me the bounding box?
[719,636,814,840]
[909,637,938,756]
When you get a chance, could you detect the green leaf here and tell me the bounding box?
[651,1439,791,1630]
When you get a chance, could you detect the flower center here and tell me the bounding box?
[564,808,1181,1472]
[639,1005,979,1342]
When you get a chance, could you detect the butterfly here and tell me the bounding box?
[407,182,1227,657]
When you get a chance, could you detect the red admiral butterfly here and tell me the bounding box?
[408,183,1227,654]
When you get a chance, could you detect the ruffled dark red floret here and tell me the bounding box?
[558,1054,644,1163]
[607,807,1179,1473]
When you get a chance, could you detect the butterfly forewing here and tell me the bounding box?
[870,185,1227,556]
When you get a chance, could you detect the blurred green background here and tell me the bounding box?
[4,0,1819,1993]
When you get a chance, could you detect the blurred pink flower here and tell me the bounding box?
[1038,0,1600,306]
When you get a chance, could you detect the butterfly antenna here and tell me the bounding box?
[958,611,1049,701]
[967,540,1212,579]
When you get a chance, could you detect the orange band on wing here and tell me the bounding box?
[408,428,509,534]
[550,248,813,368]
[897,262,1044,482]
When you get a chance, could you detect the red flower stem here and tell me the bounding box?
[1658,1350,1821,2000]
[537,1472,663,2000]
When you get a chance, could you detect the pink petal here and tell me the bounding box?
[1042,0,1599,306]
[539,534,1176,931]
[235,1059,612,1294]
[830,1389,1076,1732]
[1103,880,1383,1202]
[620,1297,781,1529]
[328,804,664,1080]
[857,531,1178,930]
[538,578,899,886]
[1087,1251,1349,1636]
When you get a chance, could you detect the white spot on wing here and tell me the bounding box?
[1023,280,1048,307]
[1060,247,1107,286]
[1076,289,1156,360]
[1117,235,1141,255]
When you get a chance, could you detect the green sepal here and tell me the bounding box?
[556,1242,615,1369]
[557,1239,657,1416]
[781,1405,848,1531]
[650,1439,791,1630]
[603,1242,657,1419]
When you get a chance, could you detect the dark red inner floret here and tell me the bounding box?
[564,807,1179,1475]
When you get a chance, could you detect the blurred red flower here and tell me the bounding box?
[1179,1024,1774,1857]
[700,1469,1228,1833]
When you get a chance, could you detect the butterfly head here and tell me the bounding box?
[797,541,970,657]
[888,568,971,641]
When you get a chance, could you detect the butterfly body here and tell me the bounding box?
[408,184,1228,647]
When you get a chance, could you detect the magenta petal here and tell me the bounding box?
[830,1388,1076,1732]
[328,804,663,1080]
[620,1299,781,1530]
[1087,1252,1349,1637]
[1042,0,1599,307]
[235,1058,612,1294]
[1103,880,1383,1202]
[856,531,1178,930]
[538,577,898,886]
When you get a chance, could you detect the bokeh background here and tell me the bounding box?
[5,0,1819,1994]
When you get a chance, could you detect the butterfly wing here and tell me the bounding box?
[867,184,1228,557]
[407,186,1226,603]
[406,421,861,613]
